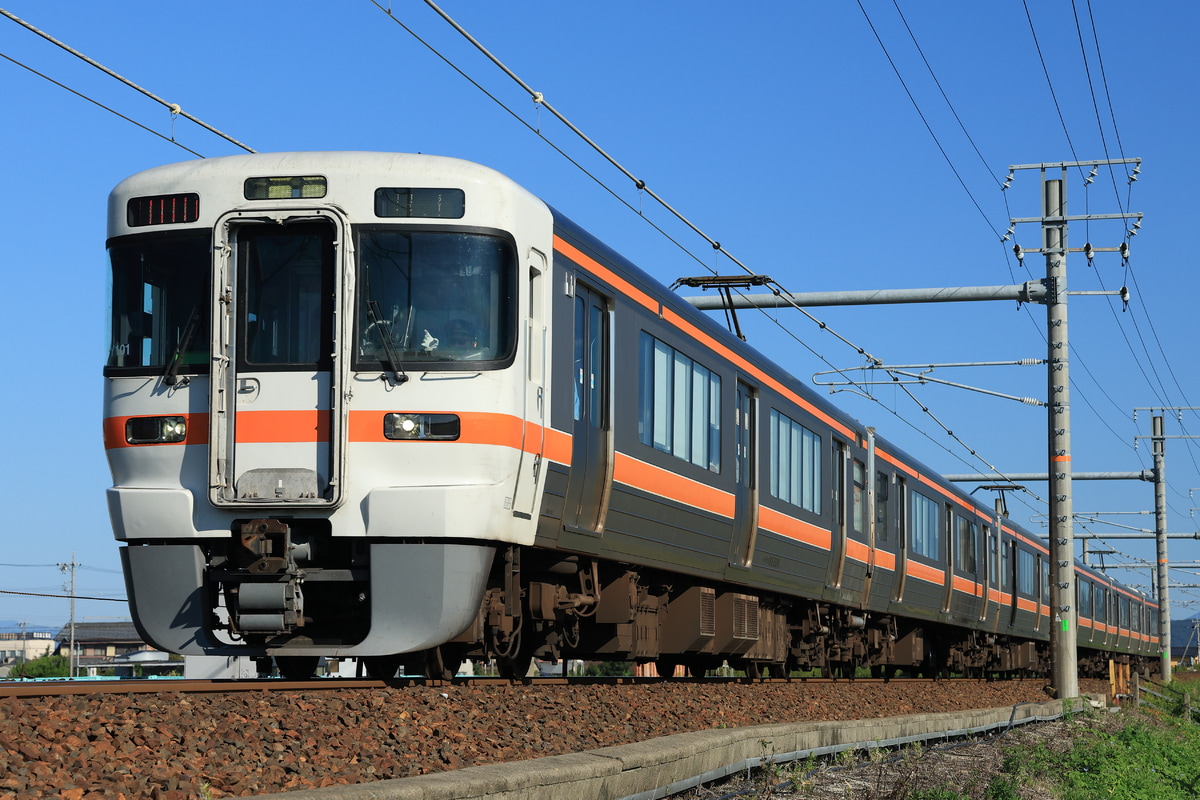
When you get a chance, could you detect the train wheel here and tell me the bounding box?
[424,645,465,681]
[826,661,855,679]
[275,655,319,680]
[655,658,681,678]
[496,653,533,679]
[362,655,404,679]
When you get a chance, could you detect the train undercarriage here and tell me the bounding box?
[370,545,1156,683]
[197,525,1156,683]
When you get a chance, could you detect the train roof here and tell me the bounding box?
[107,151,545,239]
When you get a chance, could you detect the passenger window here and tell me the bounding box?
[955,517,977,574]
[637,332,721,472]
[910,492,939,559]
[875,473,889,542]
[851,460,866,535]
[768,409,822,514]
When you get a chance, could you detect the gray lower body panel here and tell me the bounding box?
[121,541,495,657]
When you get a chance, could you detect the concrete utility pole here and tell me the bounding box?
[1007,158,1142,700]
[1040,174,1078,700]
[680,158,1141,698]
[59,554,77,679]
[1132,409,1200,681]
[1152,415,1170,683]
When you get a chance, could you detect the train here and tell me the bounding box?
[102,151,1160,681]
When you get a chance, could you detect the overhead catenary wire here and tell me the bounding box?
[409,0,745,272]
[0,7,254,155]
[855,0,1003,239]
[0,50,205,158]
[1020,0,1195,457]
[1022,0,1083,171]
[0,589,124,603]
[373,1,1060,514]
[858,2,1145,477]
[365,1,707,275]
[1082,0,1135,194]
[8,5,1190,549]
[890,0,1003,190]
[5,0,1033,496]
[1064,3,1200,470]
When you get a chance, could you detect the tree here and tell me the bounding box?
[584,660,632,677]
[17,654,70,679]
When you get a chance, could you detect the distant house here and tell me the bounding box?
[0,629,55,674]
[55,620,163,676]
[1171,616,1200,666]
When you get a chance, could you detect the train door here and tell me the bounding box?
[209,216,345,507]
[981,523,997,625]
[891,475,909,604]
[728,381,758,567]
[561,282,611,534]
[1006,539,1018,628]
[826,438,849,589]
[511,254,547,519]
[868,468,900,608]
[1035,554,1046,633]
[941,503,954,614]
[952,515,982,621]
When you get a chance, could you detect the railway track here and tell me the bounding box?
[0,673,949,698]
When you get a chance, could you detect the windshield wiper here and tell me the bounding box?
[366,299,409,385]
[163,305,201,387]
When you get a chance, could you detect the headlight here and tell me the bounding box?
[383,413,460,441]
[125,416,187,444]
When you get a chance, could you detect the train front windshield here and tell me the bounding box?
[355,229,516,368]
[105,228,516,378]
[106,233,211,373]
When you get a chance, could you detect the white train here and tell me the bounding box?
[104,152,1159,680]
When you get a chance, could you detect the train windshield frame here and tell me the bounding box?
[354,226,517,371]
[105,231,211,376]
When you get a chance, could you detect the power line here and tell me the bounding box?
[1081,0,1136,194]
[890,1,1002,189]
[1021,0,1083,168]
[373,0,1059,506]
[855,0,1002,238]
[0,589,125,603]
[1070,0,1119,197]
[0,7,253,154]
[0,51,204,157]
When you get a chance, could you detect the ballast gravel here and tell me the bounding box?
[0,678,1107,799]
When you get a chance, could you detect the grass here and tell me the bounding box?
[725,685,1200,799]
[996,705,1200,800]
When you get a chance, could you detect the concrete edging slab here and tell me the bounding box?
[266,699,1067,800]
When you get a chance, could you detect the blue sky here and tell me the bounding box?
[1,2,1197,630]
